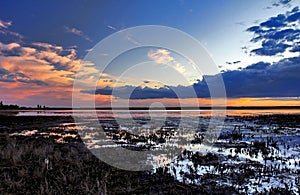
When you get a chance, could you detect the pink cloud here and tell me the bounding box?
[0,19,12,29]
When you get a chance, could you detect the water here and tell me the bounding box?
[14,109,300,117]
[3,109,300,193]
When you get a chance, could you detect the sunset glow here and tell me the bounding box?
[0,1,299,107]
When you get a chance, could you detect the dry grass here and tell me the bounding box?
[0,129,211,194]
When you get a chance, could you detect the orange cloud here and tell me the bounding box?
[0,41,91,106]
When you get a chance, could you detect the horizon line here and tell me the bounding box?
[1,105,300,111]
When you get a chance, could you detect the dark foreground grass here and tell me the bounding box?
[0,116,239,194]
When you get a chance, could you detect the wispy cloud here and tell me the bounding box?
[0,19,12,29]
[32,42,63,52]
[175,63,186,74]
[64,26,92,42]
[0,19,23,39]
[125,34,141,45]
[265,0,293,9]
[148,49,187,75]
[235,21,246,26]
[107,25,117,31]
[148,49,174,64]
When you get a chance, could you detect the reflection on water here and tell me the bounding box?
[14,109,300,117]
[6,109,300,193]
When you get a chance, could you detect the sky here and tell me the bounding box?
[0,0,300,107]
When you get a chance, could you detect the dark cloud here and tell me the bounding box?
[251,40,290,56]
[247,6,300,56]
[130,87,178,99]
[291,6,299,13]
[248,28,300,44]
[287,10,300,21]
[0,78,14,82]
[279,0,292,4]
[247,26,261,33]
[269,29,300,41]
[82,55,300,99]
[0,67,48,86]
[272,0,292,7]
[83,85,195,99]
[0,67,10,75]
[261,14,286,28]
[245,62,271,70]
[0,46,23,56]
[218,56,300,97]
[102,79,114,83]
[290,43,300,52]
[241,46,249,54]
[19,79,48,86]
[225,61,240,65]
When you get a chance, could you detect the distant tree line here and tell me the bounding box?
[0,101,19,109]
[0,101,48,110]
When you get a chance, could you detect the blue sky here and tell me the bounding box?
[0,0,300,106]
[1,0,296,65]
